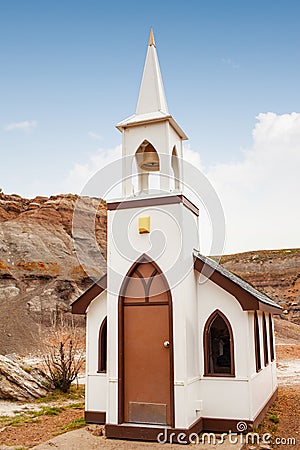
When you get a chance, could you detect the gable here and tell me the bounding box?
[71,274,107,314]
[194,252,282,315]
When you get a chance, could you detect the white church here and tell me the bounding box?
[72,30,281,442]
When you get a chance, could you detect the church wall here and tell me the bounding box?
[85,291,107,413]
[107,201,200,428]
[249,362,276,420]
[196,275,251,419]
[248,311,278,420]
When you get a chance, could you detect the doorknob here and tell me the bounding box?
[163,340,170,348]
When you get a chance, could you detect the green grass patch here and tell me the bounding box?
[43,406,64,415]
[0,405,66,427]
[68,402,85,409]
[59,417,86,433]
[269,413,279,424]
[35,385,85,404]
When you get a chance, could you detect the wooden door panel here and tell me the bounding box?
[123,304,171,425]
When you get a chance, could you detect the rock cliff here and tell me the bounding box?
[219,249,300,324]
[0,193,106,355]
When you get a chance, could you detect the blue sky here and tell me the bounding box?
[1,0,300,252]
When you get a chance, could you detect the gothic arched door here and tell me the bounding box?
[118,256,174,426]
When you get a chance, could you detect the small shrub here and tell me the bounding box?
[269,413,279,424]
[42,322,85,393]
[270,424,277,433]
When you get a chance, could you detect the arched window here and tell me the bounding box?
[171,146,180,191]
[269,314,275,362]
[134,140,160,194]
[98,316,107,373]
[254,312,261,372]
[262,313,269,366]
[203,310,235,376]
[121,258,169,303]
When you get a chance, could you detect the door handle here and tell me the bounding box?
[163,340,170,348]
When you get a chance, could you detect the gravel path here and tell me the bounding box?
[31,427,244,450]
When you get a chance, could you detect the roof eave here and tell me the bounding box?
[194,255,282,315]
[71,274,107,315]
[116,115,188,140]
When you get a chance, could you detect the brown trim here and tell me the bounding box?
[97,316,107,373]
[123,301,169,306]
[180,195,199,216]
[194,257,280,314]
[85,411,106,424]
[105,388,278,440]
[71,274,107,314]
[106,416,202,442]
[262,312,269,366]
[203,309,235,377]
[254,311,262,372]
[107,194,199,217]
[118,254,175,428]
[202,417,252,433]
[253,388,278,429]
[269,314,275,362]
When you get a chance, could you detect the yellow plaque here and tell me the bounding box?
[139,216,150,234]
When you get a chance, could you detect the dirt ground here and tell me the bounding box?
[0,345,299,449]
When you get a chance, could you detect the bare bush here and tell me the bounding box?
[42,319,85,393]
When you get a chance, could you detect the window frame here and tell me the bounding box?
[97,316,107,373]
[203,309,235,377]
[254,311,262,372]
[262,312,269,366]
[269,313,275,362]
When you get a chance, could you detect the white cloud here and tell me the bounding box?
[64,145,122,194]
[221,57,240,69]
[206,112,300,254]
[4,120,38,132]
[88,131,102,140]
[183,144,203,170]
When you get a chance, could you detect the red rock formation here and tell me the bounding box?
[0,193,106,355]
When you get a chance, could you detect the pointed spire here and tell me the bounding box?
[148,28,156,47]
[135,29,168,115]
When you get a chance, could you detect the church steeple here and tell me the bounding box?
[135,29,169,116]
[117,30,188,198]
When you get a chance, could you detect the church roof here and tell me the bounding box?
[135,28,168,116]
[194,251,282,314]
[71,273,107,314]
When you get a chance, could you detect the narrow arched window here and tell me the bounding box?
[254,312,261,372]
[204,310,235,376]
[98,316,107,373]
[262,313,269,366]
[171,146,180,191]
[269,314,275,362]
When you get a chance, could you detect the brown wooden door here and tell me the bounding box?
[120,258,173,426]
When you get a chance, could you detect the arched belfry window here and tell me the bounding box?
[203,310,235,377]
[134,140,160,193]
[135,140,160,172]
[98,316,107,373]
[171,146,180,191]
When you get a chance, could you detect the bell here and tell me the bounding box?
[139,150,160,171]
